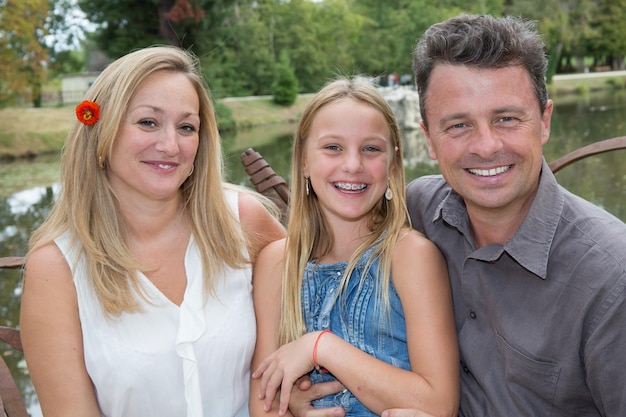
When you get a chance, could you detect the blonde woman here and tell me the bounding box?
[20,46,285,417]
[250,78,458,417]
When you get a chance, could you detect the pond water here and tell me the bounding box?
[1,89,625,415]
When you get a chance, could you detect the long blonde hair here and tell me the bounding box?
[279,78,410,344]
[28,46,250,315]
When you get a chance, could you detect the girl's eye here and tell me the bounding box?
[364,146,381,152]
[325,144,341,151]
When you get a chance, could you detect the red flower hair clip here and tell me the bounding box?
[76,100,100,125]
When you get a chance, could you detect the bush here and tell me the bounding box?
[605,77,626,90]
[272,52,299,106]
[215,101,235,133]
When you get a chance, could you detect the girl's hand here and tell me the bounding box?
[252,331,326,416]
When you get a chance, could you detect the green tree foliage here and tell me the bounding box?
[272,51,299,106]
[45,0,91,72]
[0,0,50,107]
[5,0,626,104]
[78,0,170,58]
[586,0,626,69]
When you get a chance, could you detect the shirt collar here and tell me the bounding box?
[434,158,564,279]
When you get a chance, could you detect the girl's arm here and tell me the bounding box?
[255,229,459,417]
[20,243,102,417]
[249,238,294,417]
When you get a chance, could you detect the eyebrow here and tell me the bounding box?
[437,106,526,124]
[131,105,199,119]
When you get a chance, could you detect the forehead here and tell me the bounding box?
[309,98,390,137]
[425,64,538,112]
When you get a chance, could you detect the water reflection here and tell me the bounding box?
[0,185,55,417]
[0,89,625,414]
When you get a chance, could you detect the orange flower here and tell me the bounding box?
[76,100,100,125]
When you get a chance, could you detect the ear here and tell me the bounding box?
[540,99,553,146]
[421,121,437,160]
[388,145,399,173]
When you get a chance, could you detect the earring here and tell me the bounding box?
[98,156,106,170]
[305,177,310,195]
[385,186,393,201]
[188,164,195,177]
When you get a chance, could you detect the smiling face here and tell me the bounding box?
[107,70,200,204]
[303,98,394,229]
[422,64,553,221]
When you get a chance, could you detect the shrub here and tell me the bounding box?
[272,52,299,106]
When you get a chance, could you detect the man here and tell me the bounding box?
[291,14,626,417]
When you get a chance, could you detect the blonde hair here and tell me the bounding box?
[279,77,410,344]
[28,46,251,315]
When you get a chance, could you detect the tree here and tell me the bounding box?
[0,0,50,107]
[504,0,597,80]
[78,0,237,59]
[586,0,626,69]
[272,51,299,106]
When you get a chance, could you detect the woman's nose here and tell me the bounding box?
[154,126,180,155]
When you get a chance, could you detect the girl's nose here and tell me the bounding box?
[342,150,364,173]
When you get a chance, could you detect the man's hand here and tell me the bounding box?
[289,376,346,417]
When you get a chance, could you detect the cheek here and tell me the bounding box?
[372,158,392,179]
[182,137,200,156]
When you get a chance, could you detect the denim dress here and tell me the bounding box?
[303,245,410,416]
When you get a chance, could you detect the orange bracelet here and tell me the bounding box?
[312,329,332,371]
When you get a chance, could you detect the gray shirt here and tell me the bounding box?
[406,159,626,417]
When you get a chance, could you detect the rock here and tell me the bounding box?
[379,87,422,130]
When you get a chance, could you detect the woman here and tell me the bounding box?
[20,46,285,417]
[250,78,459,417]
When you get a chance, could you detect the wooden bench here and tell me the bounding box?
[0,134,625,415]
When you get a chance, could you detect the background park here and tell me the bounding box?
[1,1,626,414]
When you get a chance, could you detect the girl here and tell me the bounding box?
[250,78,458,417]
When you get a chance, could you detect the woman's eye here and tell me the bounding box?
[180,124,197,133]
[138,119,157,128]
[325,145,340,151]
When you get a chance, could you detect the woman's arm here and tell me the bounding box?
[255,229,459,416]
[249,239,293,417]
[20,243,102,417]
[238,191,286,263]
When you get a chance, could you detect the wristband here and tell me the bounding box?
[312,329,332,372]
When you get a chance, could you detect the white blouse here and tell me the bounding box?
[55,190,254,417]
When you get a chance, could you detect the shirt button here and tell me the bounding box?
[463,366,470,373]
[469,311,477,319]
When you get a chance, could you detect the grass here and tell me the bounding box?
[550,74,626,96]
[0,107,73,159]
[223,94,313,129]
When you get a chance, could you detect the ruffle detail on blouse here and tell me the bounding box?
[175,238,206,417]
